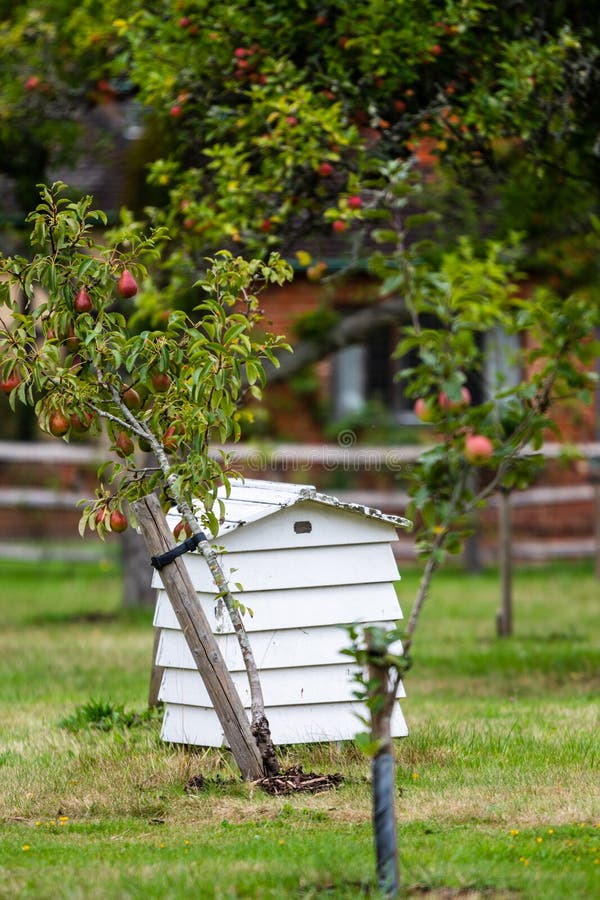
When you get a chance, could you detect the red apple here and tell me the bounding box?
[109,509,128,533]
[439,386,471,410]
[332,219,347,233]
[430,44,443,56]
[307,261,327,282]
[74,288,93,314]
[347,195,362,209]
[394,99,407,113]
[1,371,21,395]
[117,269,138,299]
[318,162,334,177]
[48,411,69,437]
[285,115,298,126]
[25,76,40,91]
[169,104,183,118]
[179,16,191,27]
[414,397,435,422]
[259,218,272,233]
[464,433,494,465]
[234,47,248,58]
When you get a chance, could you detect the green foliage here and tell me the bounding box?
[59,698,159,733]
[0,182,293,535]
[2,1,599,258]
[358,161,600,566]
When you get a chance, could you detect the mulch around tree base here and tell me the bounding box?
[184,766,343,795]
[256,766,344,795]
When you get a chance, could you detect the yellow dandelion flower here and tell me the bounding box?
[22,845,30,851]
[112,19,128,29]
[411,772,420,780]
[184,840,190,846]
[510,829,520,836]
[49,820,55,826]
[547,828,554,835]
[35,821,41,827]
[59,816,68,822]
[278,839,285,846]
[536,837,543,843]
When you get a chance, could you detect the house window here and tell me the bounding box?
[331,325,521,424]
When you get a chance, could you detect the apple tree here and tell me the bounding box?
[0,181,293,777]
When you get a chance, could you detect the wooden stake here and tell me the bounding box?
[148,627,164,709]
[133,493,264,781]
[497,487,513,637]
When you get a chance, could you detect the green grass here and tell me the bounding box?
[0,557,599,898]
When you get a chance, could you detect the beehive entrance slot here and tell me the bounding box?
[294,520,312,534]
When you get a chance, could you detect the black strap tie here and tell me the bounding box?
[151,532,206,570]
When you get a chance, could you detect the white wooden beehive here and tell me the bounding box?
[152,478,411,747]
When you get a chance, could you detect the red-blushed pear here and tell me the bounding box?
[1,371,21,395]
[95,507,107,528]
[414,397,435,422]
[121,387,141,410]
[48,410,69,437]
[65,326,79,352]
[70,412,93,433]
[74,288,93,314]
[464,433,494,465]
[114,431,135,458]
[109,509,128,533]
[439,386,471,410]
[173,519,193,541]
[151,371,170,393]
[117,269,138,299]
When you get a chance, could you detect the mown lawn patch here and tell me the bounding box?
[0,557,598,898]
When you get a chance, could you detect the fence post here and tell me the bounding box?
[496,487,513,637]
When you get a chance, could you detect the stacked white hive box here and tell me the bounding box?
[153,479,411,747]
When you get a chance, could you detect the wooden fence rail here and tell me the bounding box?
[1,441,599,571]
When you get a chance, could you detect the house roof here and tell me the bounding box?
[198,478,411,536]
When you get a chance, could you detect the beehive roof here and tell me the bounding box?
[205,478,410,536]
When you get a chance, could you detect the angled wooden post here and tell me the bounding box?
[132,493,263,781]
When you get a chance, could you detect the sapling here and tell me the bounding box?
[0,182,293,776]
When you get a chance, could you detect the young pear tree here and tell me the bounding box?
[0,182,293,778]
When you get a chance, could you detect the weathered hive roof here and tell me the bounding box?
[204,478,410,537]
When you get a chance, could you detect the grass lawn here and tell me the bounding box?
[0,555,598,898]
